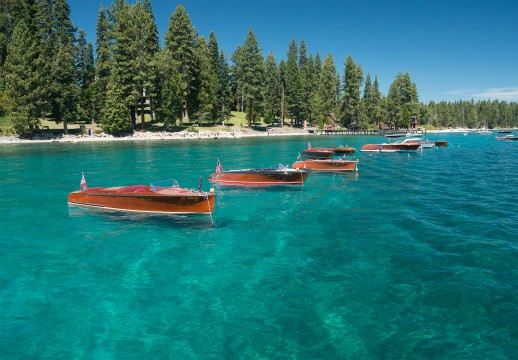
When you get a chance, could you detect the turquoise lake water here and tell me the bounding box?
[1,133,517,359]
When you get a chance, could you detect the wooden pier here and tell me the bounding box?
[309,128,425,136]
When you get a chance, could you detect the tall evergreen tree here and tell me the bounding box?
[285,38,300,125]
[4,20,41,134]
[386,72,418,128]
[341,55,363,128]
[279,59,286,127]
[191,35,214,122]
[134,0,159,129]
[76,29,95,123]
[154,48,182,127]
[102,69,131,133]
[317,54,338,127]
[263,51,280,124]
[93,4,110,123]
[217,50,233,122]
[164,4,196,125]
[234,28,264,127]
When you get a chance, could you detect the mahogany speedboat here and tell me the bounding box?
[361,143,421,153]
[434,140,449,146]
[330,146,356,154]
[301,148,333,159]
[401,138,435,149]
[496,134,518,140]
[209,164,308,186]
[292,159,358,172]
[68,179,216,215]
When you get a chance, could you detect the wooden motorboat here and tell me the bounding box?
[433,140,449,146]
[401,138,435,149]
[209,164,308,186]
[496,134,518,141]
[302,147,333,159]
[68,179,216,215]
[292,159,358,172]
[330,146,356,154]
[361,143,421,153]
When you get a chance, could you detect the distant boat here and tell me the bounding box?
[384,133,406,138]
[477,128,492,134]
[361,143,421,153]
[433,140,449,146]
[209,164,308,186]
[302,147,334,159]
[498,130,512,134]
[68,179,216,215]
[292,159,359,172]
[496,134,518,141]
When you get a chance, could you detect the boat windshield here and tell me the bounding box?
[150,179,180,192]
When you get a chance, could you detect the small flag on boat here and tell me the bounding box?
[198,176,203,191]
[216,159,222,173]
[297,152,301,160]
[80,172,87,191]
[307,142,312,149]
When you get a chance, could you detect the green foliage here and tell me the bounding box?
[317,54,338,126]
[165,4,196,125]
[154,48,182,127]
[3,20,41,134]
[285,38,301,125]
[101,71,131,134]
[263,51,280,122]
[341,55,363,127]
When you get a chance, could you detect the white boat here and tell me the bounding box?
[477,128,492,135]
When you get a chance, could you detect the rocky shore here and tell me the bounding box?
[0,126,312,144]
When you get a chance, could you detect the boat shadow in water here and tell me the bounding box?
[67,206,216,228]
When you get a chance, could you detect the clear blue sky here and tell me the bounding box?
[70,0,518,103]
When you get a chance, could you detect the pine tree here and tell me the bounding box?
[191,35,214,122]
[154,48,182,127]
[279,59,286,127]
[164,4,196,125]
[285,38,300,125]
[263,51,280,124]
[238,28,264,127]
[93,5,110,123]
[217,50,232,122]
[317,54,338,128]
[4,20,41,134]
[134,0,159,129]
[48,0,79,134]
[341,55,363,128]
[387,72,418,128]
[102,69,131,133]
[76,29,95,123]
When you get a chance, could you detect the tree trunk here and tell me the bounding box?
[181,99,189,126]
[64,120,68,135]
[248,99,253,127]
[140,90,145,130]
[130,105,136,130]
[280,85,285,127]
[149,97,154,122]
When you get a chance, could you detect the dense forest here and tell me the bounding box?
[1,0,516,135]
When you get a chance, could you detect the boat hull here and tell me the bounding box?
[68,186,216,214]
[361,143,421,153]
[292,159,358,172]
[209,169,308,185]
[496,136,518,140]
[434,140,449,146]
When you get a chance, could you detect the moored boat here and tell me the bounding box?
[329,146,356,154]
[302,147,333,159]
[292,158,358,172]
[401,138,435,149]
[68,178,216,215]
[209,163,308,186]
[433,140,449,146]
[496,134,518,141]
[360,143,421,153]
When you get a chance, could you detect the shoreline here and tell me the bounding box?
[0,127,508,145]
[0,127,312,145]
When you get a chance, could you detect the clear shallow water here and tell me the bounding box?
[0,134,517,359]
